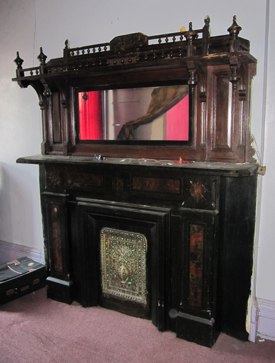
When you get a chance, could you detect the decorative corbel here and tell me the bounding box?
[229,55,240,90]
[43,84,52,98]
[238,86,247,102]
[186,60,197,87]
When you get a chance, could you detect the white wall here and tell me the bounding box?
[256,1,275,301]
[0,0,42,250]
[0,0,274,337]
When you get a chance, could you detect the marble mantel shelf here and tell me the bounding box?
[17,154,258,177]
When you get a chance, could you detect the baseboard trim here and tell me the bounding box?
[257,298,275,341]
[250,298,275,342]
[0,240,44,264]
[248,298,258,342]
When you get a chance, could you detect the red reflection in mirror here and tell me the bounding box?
[78,86,189,141]
[78,91,102,140]
[166,95,189,141]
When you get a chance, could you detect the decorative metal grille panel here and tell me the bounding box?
[100,227,148,305]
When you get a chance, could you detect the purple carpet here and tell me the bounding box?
[0,288,275,363]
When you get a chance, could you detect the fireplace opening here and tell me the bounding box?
[76,198,171,331]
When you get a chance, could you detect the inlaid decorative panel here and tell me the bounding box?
[112,176,124,192]
[182,176,218,210]
[46,166,104,190]
[188,224,204,307]
[49,205,63,273]
[100,227,148,305]
[132,176,180,194]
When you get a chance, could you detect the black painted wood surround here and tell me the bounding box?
[17,155,257,346]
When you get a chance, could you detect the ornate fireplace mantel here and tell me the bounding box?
[14,17,258,347]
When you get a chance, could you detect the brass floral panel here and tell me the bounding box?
[100,227,148,305]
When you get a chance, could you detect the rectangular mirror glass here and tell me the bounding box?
[77,84,190,142]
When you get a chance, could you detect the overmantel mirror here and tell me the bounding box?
[13,16,257,163]
[76,83,190,143]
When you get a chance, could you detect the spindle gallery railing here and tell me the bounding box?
[14,16,231,79]
[14,16,247,80]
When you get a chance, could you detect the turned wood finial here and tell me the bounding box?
[227,16,242,53]
[227,15,242,37]
[184,21,198,57]
[202,16,210,55]
[204,15,210,29]
[38,47,47,65]
[14,51,24,69]
[63,40,71,59]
